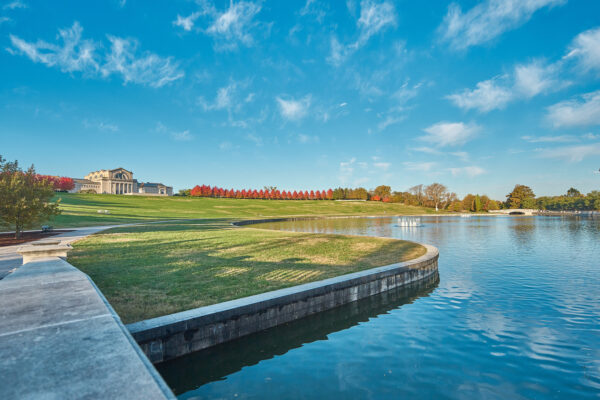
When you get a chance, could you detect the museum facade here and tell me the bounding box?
[71,168,173,196]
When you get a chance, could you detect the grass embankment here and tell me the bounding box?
[52,193,437,228]
[70,220,425,323]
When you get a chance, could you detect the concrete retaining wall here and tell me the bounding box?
[128,244,439,364]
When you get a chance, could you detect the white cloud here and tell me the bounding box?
[82,119,118,132]
[173,12,201,31]
[377,115,405,131]
[447,77,513,112]
[421,121,480,147]
[9,22,99,73]
[565,27,600,74]
[9,22,183,88]
[155,122,194,141]
[205,1,262,49]
[448,60,565,112]
[171,129,193,141]
[403,161,437,172]
[547,90,600,128]
[299,0,326,23]
[513,60,564,97]
[449,166,486,177]
[356,0,396,46]
[538,143,600,162]
[439,0,565,50]
[102,36,184,88]
[328,0,396,66]
[0,16,10,24]
[521,135,577,143]
[583,133,600,140]
[3,0,27,10]
[276,95,311,121]
[373,162,391,171]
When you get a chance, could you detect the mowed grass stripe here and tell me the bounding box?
[69,219,425,323]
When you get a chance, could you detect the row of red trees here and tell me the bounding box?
[190,185,334,200]
[37,175,75,191]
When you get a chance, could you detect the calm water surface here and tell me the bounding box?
[158,216,600,399]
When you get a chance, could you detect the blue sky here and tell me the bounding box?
[1,0,600,199]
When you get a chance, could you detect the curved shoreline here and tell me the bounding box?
[128,217,439,363]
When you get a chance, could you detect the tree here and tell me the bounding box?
[374,185,392,199]
[462,194,475,211]
[424,183,447,211]
[566,187,581,197]
[474,195,482,212]
[505,184,535,209]
[409,184,424,206]
[0,156,61,238]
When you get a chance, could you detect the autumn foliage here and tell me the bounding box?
[189,185,335,200]
[36,175,75,191]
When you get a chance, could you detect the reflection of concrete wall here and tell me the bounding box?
[129,243,439,364]
[157,273,439,393]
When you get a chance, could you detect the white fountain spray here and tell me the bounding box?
[397,217,422,227]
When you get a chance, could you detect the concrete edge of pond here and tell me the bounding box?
[0,256,176,399]
[127,227,439,364]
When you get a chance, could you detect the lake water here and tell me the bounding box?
[158,216,600,399]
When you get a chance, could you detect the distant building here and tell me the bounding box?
[71,168,173,196]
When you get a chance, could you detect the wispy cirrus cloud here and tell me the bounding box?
[3,0,27,10]
[521,135,578,143]
[328,0,396,66]
[421,121,480,147]
[8,22,183,88]
[546,90,600,128]
[439,0,565,50]
[276,95,311,121]
[155,122,193,141]
[175,1,265,50]
[82,119,118,132]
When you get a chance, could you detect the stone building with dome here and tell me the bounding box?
[71,167,172,196]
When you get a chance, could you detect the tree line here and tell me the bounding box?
[503,184,600,211]
[178,183,506,212]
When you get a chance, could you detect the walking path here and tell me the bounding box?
[0,221,192,399]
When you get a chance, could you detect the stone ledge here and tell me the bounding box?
[17,244,73,264]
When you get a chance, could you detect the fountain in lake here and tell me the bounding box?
[397,217,422,227]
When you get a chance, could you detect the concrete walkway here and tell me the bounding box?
[0,223,178,399]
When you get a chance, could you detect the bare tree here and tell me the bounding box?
[425,183,448,211]
[409,184,424,206]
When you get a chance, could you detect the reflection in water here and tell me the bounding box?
[157,274,439,395]
[159,216,600,400]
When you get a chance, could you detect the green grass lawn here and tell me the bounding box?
[69,220,426,323]
[51,193,438,228]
